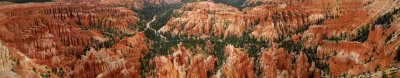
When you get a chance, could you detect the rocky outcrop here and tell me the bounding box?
[298,0,400,76]
[148,44,256,78]
[159,1,257,39]
[159,1,327,41]
[0,2,139,66]
[259,45,319,78]
[0,2,148,78]
[149,43,216,78]
[71,32,150,78]
[243,0,303,6]
[55,0,143,9]
[253,0,400,77]
[0,42,19,78]
[1,0,399,77]
[245,2,326,42]
[221,45,255,78]
[140,0,182,4]
[316,25,400,76]
[139,0,216,4]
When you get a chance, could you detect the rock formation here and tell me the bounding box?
[159,1,328,41]
[148,43,258,78]
[221,45,255,78]
[71,32,149,78]
[259,45,320,78]
[0,42,19,78]
[158,1,256,39]
[0,1,148,78]
[148,43,217,78]
[0,0,399,77]
[0,2,138,63]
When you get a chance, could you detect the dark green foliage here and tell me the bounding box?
[316,18,325,25]
[385,32,395,45]
[136,5,182,73]
[306,47,329,72]
[1,0,52,3]
[352,8,399,43]
[40,72,50,78]
[52,68,65,77]
[74,24,133,59]
[134,4,182,21]
[33,68,37,72]
[304,47,319,63]
[279,40,303,53]
[214,0,246,10]
[279,40,319,63]
[382,73,387,78]
[140,23,268,78]
[295,23,312,35]
[16,60,20,65]
[180,0,191,3]
[374,8,399,28]
[308,72,315,78]
[138,5,183,77]
[316,63,330,72]
[75,46,89,59]
[375,65,380,71]
[152,10,175,30]
[279,39,330,73]
[395,46,400,62]
[352,26,370,42]
[95,33,133,49]
[323,33,346,42]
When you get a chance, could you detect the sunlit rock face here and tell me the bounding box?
[148,44,257,78]
[0,1,149,78]
[244,1,327,42]
[259,45,320,78]
[298,0,400,77]
[71,32,149,78]
[0,2,138,66]
[159,1,257,39]
[159,1,329,42]
[55,0,144,9]
[1,0,400,77]
[0,42,18,78]
[148,43,217,78]
[315,25,400,77]
[222,45,255,78]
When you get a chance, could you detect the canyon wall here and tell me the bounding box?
[71,33,149,78]
[146,43,257,78]
[0,0,399,77]
[155,0,400,77]
[0,42,19,78]
[0,1,150,78]
[159,1,326,41]
[158,2,256,39]
[148,43,216,78]
[0,2,138,66]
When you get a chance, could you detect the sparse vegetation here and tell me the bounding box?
[353,25,370,42]
[16,60,20,65]
[385,32,395,45]
[214,0,246,9]
[1,0,399,78]
[52,68,65,77]
[395,46,400,62]
[40,72,50,78]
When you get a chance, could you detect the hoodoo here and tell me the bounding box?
[0,0,399,77]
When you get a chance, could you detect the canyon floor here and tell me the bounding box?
[0,0,400,78]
